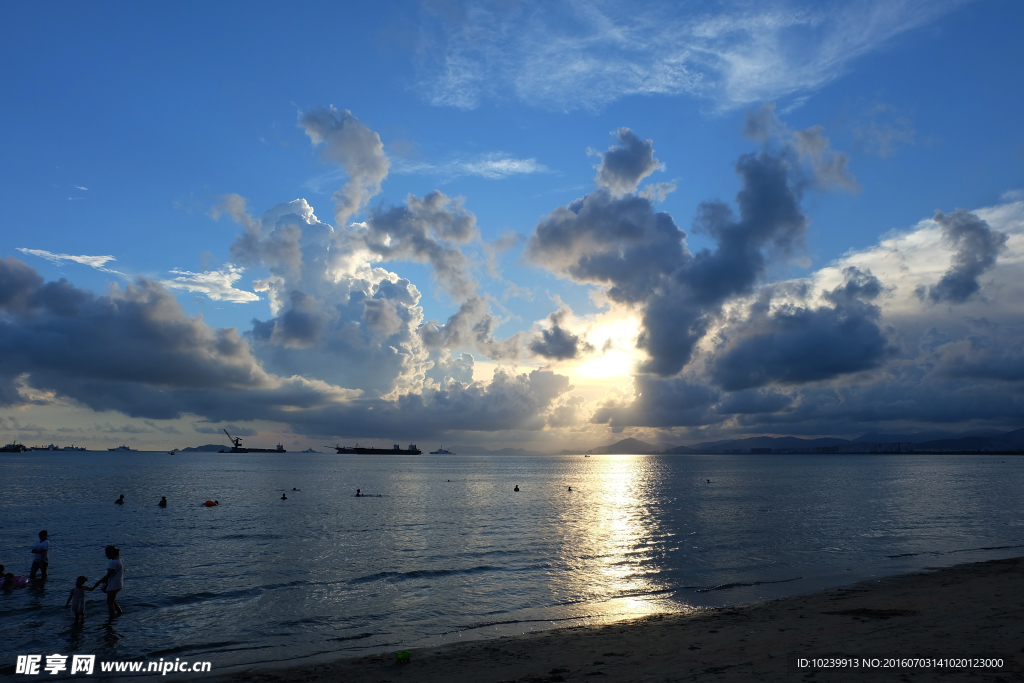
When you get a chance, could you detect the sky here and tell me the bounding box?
[1,0,1023,452]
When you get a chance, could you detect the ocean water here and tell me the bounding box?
[2,451,1023,673]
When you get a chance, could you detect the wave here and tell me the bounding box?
[886,542,1024,559]
[696,576,802,593]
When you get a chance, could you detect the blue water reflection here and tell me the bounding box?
[1,451,1022,670]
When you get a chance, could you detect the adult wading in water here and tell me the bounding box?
[92,545,124,618]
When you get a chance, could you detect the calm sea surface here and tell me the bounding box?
[2,452,1023,672]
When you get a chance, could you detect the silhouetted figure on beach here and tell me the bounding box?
[30,530,49,579]
[66,575,95,623]
[115,495,125,505]
[92,545,124,618]
[158,497,167,507]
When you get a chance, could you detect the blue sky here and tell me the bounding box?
[2,0,1022,451]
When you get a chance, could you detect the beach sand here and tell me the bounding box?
[214,557,1023,683]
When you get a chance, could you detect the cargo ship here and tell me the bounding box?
[219,430,286,453]
[329,443,421,455]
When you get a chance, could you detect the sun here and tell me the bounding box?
[572,317,640,380]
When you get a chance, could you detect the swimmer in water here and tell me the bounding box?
[567,486,572,491]
[356,489,361,497]
[115,495,125,505]
[513,485,520,492]
[292,488,299,491]
[158,497,167,507]
[281,493,287,500]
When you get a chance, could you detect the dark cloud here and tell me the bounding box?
[711,268,891,391]
[529,307,594,360]
[591,376,720,429]
[525,190,688,304]
[594,128,661,196]
[0,258,573,438]
[0,258,273,409]
[925,208,1008,304]
[527,144,812,377]
[714,388,793,415]
[744,103,857,190]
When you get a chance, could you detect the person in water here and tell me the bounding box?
[567,486,572,491]
[281,493,287,500]
[30,530,49,579]
[292,488,299,491]
[92,545,125,618]
[513,485,520,491]
[2,572,18,590]
[356,489,361,497]
[115,494,125,505]
[66,576,94,623]
[158,497,167,507]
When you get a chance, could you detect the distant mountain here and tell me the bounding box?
[180,444,228,452]
[854,429,1006,443]
[689,436,851,451]
[589,437,660,454]
[915,427,1024,452]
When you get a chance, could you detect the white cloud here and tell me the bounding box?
[17,248,122,274]
[394,152,551,180]
[415,0,969,111]
[161,263,261,303]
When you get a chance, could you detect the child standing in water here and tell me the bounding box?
[66,576,94,622]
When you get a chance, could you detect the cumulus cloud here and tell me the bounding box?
[923,208,1008,304]
[299,105,390,227]
[528,129,816,378]
[529,306,595,360]
[593,128,662,196]
[0,257,572,439]
[413,0,966,111]
[161,264,260,303]
[17,248,123,275]
[710,268,891,390]
[0,257,275,410]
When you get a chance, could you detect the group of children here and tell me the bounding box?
[1,531,126,622]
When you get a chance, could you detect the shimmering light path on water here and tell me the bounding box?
[2,452,1022,671]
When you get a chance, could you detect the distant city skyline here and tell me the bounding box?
[1,0,1022,451]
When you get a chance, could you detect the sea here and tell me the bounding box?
[2,451,1023,675]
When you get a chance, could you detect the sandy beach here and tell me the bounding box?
[210,557,1024,683]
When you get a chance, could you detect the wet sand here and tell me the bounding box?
[213,557,1024,683]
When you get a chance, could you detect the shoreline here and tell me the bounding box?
[209,557,1024,683]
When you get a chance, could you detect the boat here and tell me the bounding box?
[1,442,28,453]
[30,444,59,451]
[429,446,454,455]
[108,445,134,452]
[300,448,320,453]
[219,429,286,453]
[329,443,421,455]
[62,445,87,451]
